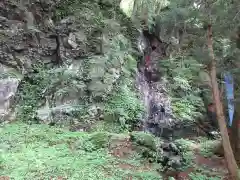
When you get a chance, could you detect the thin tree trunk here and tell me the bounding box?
[207,24,239,180]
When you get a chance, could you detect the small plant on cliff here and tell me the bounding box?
[105,81,144,130]
[159,56,205,122]
[16,65,51,123]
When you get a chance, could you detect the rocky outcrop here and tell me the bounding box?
[0,76,20,122]
[0,1,90,72]
[0,0,141,126]
[136,30,176,139]
[130,131,183,171]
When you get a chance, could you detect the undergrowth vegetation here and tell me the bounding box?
[105,81,144,130]
[159,56,205,121]
[16,32,143,129]
[0,123,224,180]
[0,0,234,179]
[0,123,161,180]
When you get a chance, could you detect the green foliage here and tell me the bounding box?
[159,56,205,122]
[88,132,111,149]
[55,0,96,20]
[90,121,124,133]
[16,66,51,123]
[104,83,144,130]
[0,122,108,179]
[16,64,86,123]
[0,122,161,179]
[16,33,142,128]
[131,171,162,180]
[55,0,121,20]
[127,0,169,30]
[189,173,221,180]
[130,132,163,164]
[198,138,220,157]
[130,131,156,151]
[12,0,142,130]
[174,138,196,168]
[103,46,143,131]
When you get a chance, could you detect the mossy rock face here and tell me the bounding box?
[130,132,163,163]
[88,132,111,149]
[130,131,157,151]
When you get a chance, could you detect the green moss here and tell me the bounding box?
[130,131,157,151]
[88,132,111,149]
[90,121,124,133]
[199,139,220,157]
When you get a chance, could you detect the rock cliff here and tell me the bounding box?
[0,0,142,129]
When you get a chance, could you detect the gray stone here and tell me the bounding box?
[74,31,87,43]
[0,78,20,121]
[12,44,25,52]
[36,104,79,124]
[60,16,75,25]
[0,16,7,22]
[67,33,78,49]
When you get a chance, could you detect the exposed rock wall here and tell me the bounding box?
[0,0,141,125]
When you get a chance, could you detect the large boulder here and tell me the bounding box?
[0,77,20,122]
[130,131,184,170]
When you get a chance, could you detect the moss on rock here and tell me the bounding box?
[88,132,111,149]
[130,131,157,151]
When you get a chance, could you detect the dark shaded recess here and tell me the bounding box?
[48,34,63,66]
[142,30,164,47]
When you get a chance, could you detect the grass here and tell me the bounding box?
[0,122,160,180]
[198,138,220,157]
[0,122,227,180]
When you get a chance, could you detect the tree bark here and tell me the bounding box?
[229,80,240,165]
[207,24,239,180]
[230,105,240,164]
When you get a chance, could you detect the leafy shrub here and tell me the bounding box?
[104,83,144,130]
[174,138,195,168]
[199,139,220,157]
[189,173,221,180]
[87,132,111,149]
[130,131,156,150]
[130,132,163,163]
[16,66,51,123]
[159,56,205,122]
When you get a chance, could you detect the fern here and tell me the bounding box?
[159,56,205,122]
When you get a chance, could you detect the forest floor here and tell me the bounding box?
[0,122,230,180]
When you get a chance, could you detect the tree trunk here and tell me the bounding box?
[232,44,240,163]
[207,24,239,180]
[229,79,240,165]
[230,105,240,164]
